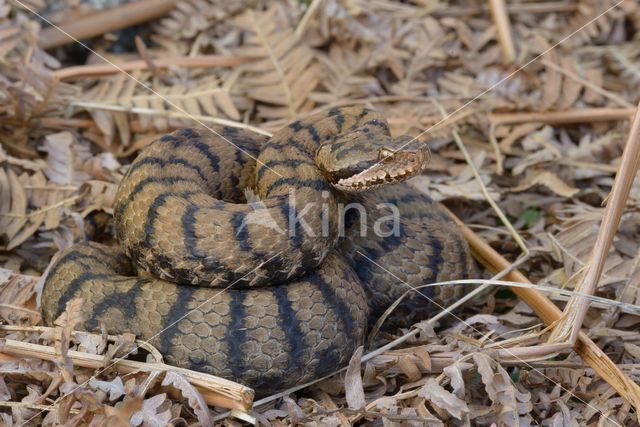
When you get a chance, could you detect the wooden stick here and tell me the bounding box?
[446,209,640,418]
[488,0,516,63]
[53,55,257,80]
[0,338,254,411]
[549,101,640,345]
[489,108,635,125]
[39,0,179,49]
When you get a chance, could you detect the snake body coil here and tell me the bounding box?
[41,107,474,395]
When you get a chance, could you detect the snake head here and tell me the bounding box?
[315,130,430,192]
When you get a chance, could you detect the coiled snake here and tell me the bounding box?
[41,107,474,395]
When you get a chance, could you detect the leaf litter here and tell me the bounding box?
[0,0,639,425]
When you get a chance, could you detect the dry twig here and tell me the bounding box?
[39,0,179,49]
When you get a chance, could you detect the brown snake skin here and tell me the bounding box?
[41,107,474,395]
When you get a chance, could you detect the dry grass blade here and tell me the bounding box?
[549,102,640,345]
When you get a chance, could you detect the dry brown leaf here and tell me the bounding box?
[443,363,466,398]
[498,123,544,154]
[160,371,211,426]
[103,396,143,427]
[0,267,39,324]
[397,355,421,383]
[623,342,640,360]
[89,377,126,401]
[282,395,305,424]
[54,297,85,382]
[412,158,501,202]
[41,132,91,187]
[104,332,137,363]
[556,57,583,110]
[418,378,469,420]
[0,376,11,400]
[344,346,365,410]
[75,331,107,355]
[79,180,119,216]
[130,393,172,427]
[511,171,579,198]
[537,39,562,111]
[472,353,532,426]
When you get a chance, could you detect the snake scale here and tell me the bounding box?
[41,107,474,395]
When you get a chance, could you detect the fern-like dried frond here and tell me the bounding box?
[231,4,322,120]
[153,0,261,54]
[312,45,381,104]
[607,43,640,85]
[563,0,627,47]
[75,72,240,149]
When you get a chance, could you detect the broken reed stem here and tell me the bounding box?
[53,55,257,80]
[446,209,640,418]
[0,338,254,411]
[39,0,179,49]
[541,60,634,109]
[488,0,516,63]
[489,108,635,125]
[549,101,640,345]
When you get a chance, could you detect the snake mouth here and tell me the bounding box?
[334,150,429,191]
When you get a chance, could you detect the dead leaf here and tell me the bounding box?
[472,353,532,426]
[160,371,211,426]
[130,393,172,427]
[512,171,579,198]
[0,376,11,400]
[345,346,365,410]
[443,363,466,398]
[89,377,126,401]
[54,298,85,382]
[419,378,469,420]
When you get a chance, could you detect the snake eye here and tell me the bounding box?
[379,148,395,160]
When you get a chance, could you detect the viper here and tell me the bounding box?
[41,107,474,395]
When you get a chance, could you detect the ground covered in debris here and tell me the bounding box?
[1,0,640,425]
